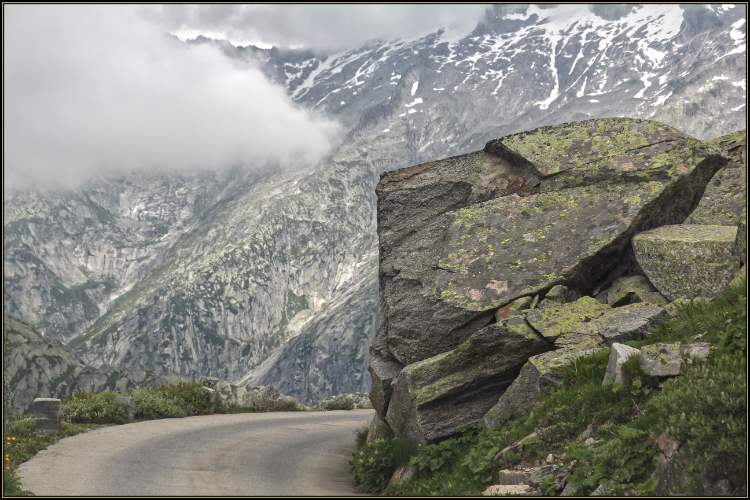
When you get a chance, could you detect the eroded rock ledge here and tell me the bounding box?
[369,118,745,444]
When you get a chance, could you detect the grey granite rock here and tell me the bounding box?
[602,343,641,386]
[632,225,741,301]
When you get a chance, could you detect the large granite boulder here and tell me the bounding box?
[684,129,746,226]
[370,118,727,438]
[632,225,741,301]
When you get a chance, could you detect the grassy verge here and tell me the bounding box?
[349,276,746,496]
[3,379,301,496]
[4,416,111,496]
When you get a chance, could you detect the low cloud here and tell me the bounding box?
[149,4,489,51]
[4,5,342,191]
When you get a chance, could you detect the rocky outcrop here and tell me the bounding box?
[370,117,744,442]
[633,225,741,300]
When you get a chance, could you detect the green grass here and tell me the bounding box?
[4,415,109,496]
[2,379,303,495]
[351,276,747,496]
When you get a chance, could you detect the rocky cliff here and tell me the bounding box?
[369,118,746,443]
[4,5,746,405]
[2,312,254,415]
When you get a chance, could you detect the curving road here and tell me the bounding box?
[17,409,375,496]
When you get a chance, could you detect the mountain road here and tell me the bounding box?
[16,409,375,496]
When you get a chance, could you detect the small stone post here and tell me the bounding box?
[3,373,13,437]
[203,387,217,413]
[34,398,61,436]
[114,396,135,421]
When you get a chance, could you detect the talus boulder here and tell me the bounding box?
[632,225,741,301]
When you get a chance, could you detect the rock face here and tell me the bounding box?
[632,225,741,300]
[2,313,248,414]
[370,117,737,442]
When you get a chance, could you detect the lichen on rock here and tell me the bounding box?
[685,129,746,226]
[632,224,741,300]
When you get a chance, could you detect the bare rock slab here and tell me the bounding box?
[526,297,611,342]
[385,317,552,444]
[525,296,667,346]
[633,224,741,300]
[597,304,668,344]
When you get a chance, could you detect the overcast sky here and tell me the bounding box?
[3,4,488,191]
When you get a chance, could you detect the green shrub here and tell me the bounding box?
[386,470,478,496]
[153,379,214,416]
[560,425,660,496]
[222,401,259,413]
[319,395,354,411]
[130,388,190,420]
[648,350,746,492]
[8,414,35,436]
[354,422,370,450]
[349,436,418,493]
[61,390,128,425]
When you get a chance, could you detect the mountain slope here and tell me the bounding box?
[4,4,746,404]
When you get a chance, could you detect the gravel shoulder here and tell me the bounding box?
[17,409,375,496]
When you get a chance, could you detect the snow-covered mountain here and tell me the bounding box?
[4,4,746,404]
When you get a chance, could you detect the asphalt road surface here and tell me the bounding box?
[17,409,375,496]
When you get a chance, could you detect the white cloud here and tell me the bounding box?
[4,5,342,190]
[150,4,488,51]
